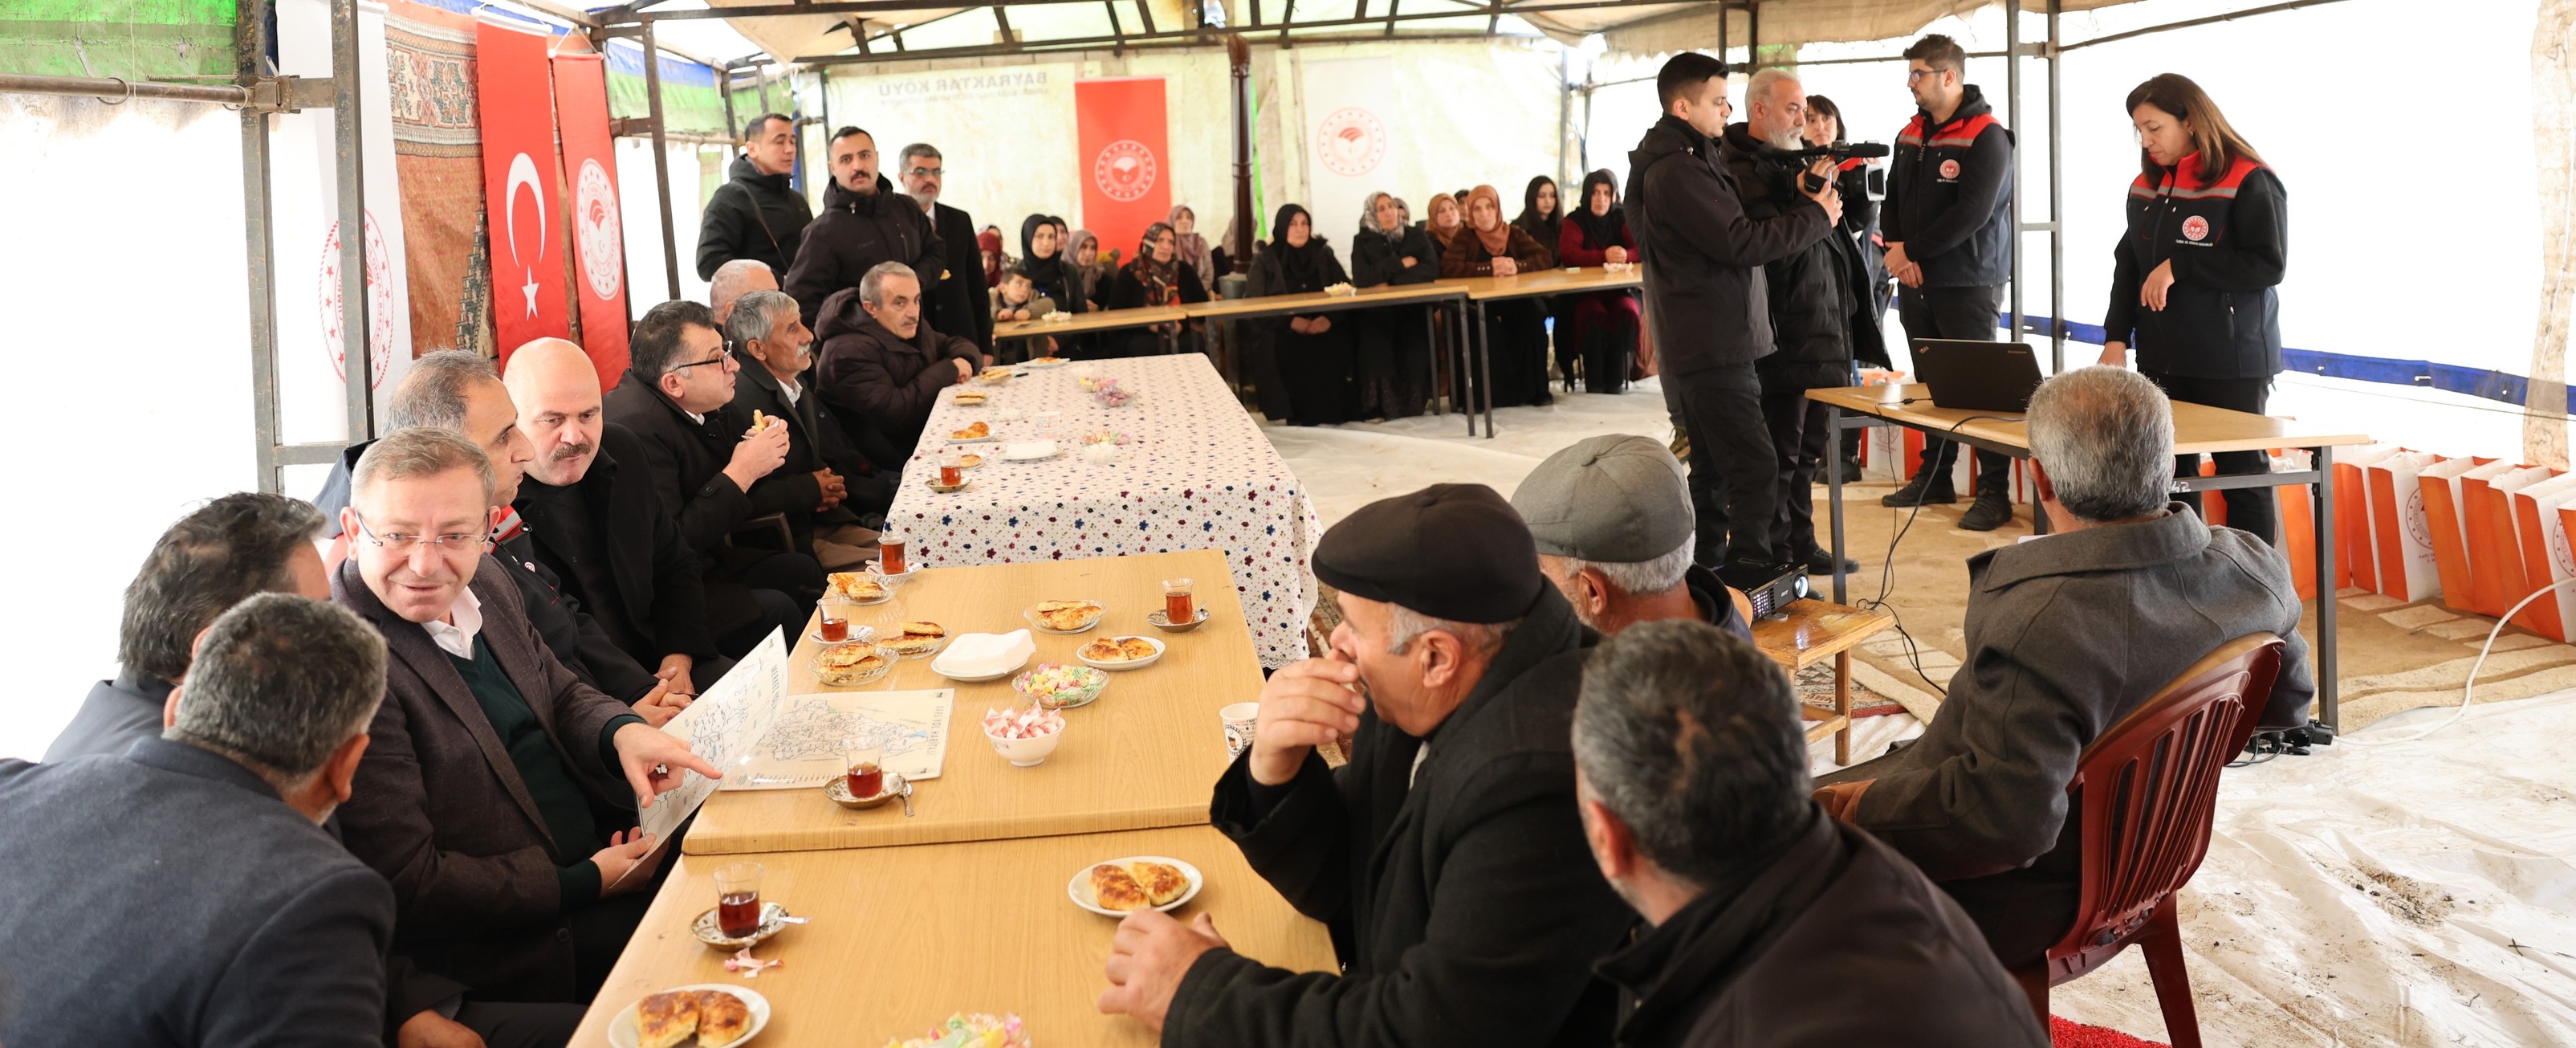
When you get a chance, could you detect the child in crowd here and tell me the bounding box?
[991,265,1057,362]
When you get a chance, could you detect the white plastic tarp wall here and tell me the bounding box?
[275,0,414,439]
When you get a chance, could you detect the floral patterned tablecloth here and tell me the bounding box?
[889,356,1323,668]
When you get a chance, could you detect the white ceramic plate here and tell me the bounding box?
[1067,855,1204,917]
[1024,357,1069,369]
[943,434,999,445]
[930,648,1031,683]
[1074,635,1166,671]
[605,984,771,1048]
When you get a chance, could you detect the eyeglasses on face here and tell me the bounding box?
[351,511,489,555]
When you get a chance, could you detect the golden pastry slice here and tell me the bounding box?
[1128,861,1189,907]
[1091,863,1151,911]
[1080,638,1125,662]
[1119,638,1159,660]
[900,622,946,638]
[957,453,983,468]
[634,991,699,1048]
[694,990,752,1046]
[950,420,991,439]
[827,573,888,600]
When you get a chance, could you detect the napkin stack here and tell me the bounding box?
[934,629,1036,678]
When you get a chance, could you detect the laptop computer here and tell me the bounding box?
[1911,339,2046,413]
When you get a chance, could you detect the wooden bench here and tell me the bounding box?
[1745,596,1897,765]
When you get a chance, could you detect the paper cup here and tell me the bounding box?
[1220,702,1260,760]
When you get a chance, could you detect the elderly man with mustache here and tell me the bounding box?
[507,338,734,698]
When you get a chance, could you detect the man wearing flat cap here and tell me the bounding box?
[1514,434,1753,642]
[1098,483,1634,1047]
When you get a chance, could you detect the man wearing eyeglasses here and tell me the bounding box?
[604,300,824,660]
[898,142,994,362]
[332,426,721,1006]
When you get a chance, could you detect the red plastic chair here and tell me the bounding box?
[2014,634,2287,1048]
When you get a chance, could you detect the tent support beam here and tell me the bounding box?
[792,0,1664,64]
[643,14,682,301]
[330,0,373,445]
[241,0,285,494]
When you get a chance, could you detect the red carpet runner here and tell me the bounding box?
[2052,1015,2168,1048]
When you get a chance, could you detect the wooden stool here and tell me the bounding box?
[1748,597,1896,765]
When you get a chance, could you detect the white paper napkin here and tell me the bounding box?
[935,629,1036,677]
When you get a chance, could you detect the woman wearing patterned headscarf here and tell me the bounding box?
[1166,205,1217,290]
[1350,190,1442,418]
[1556,169,1641,394]
[1246,203,1355,425]
[1104,220,1211,357]
[1440,184,1555,409]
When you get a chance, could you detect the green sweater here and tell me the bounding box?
[446,634,643,911]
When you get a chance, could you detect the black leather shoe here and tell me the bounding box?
[1837,458,1864,484]
[1801,548,1860,575]
[1880,471,1957,507]
[1957,492,2012,532]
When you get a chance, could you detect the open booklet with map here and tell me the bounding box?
[716,688,954,790]
[641,631,958,836]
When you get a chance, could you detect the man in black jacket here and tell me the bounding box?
[814,263,980,452]
[697,113,811,282]
[1721,69,1875,576]
[897,142,995,360]
[728,287,892,569]
[47,493,330,763]
[311,350,677,713]
[1098,484,1634,1048]
[602,300,820,655]
[507,339,729,695]
[1,595,399,1048]
[1575,620,2048,1048]
[1816,368,2314,970]
[1880,35,2021,531]
[1625,52,1838,582]
[784,126,946,331]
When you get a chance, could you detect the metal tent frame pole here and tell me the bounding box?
[330,0,373,445]
[643,14,682,300]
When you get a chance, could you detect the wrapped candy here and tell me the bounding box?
[880,1011,1031,1048]
[981,704,1064,740]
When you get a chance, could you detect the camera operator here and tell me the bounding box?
[1881,34,2019,532]
[1805,93,1892,484]
[1721,69,1881,576]
[1626,52,1841,583]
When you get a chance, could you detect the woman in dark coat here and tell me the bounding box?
[1554,169,1641,394]
[1247,204,1356,426]
[1350,190,1442,418]
[1102,220,1211,357]
[1443,184,1554,410]
[2102,74,2289,545]
[1512,175,1576,391]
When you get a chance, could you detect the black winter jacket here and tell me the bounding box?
[2104,156,2287,380]
[1885,85,2015,288]
[812,288,981,452]
[1625,115,1832,374]
[1719,124,1882,388]
[783,174,946,330]
[923,200,993,356]
[696,154,812,281]
[1350,226,1443,287]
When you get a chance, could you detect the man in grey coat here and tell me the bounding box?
[1815,366,2314,968]
[0,593,395,1048]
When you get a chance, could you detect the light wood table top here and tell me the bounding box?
[1753,599,1895,672]
[573,826,1337,1048]
[1439,265,1642,300]
[1806,382,2375,456]
[1182,280,1460,320]
[682,549,1265,856]
[993,305,1187,340]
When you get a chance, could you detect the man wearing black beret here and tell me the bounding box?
[1098,483,1634,1047]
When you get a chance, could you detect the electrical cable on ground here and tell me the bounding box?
[2339,576,2576,748]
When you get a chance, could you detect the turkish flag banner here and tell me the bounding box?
[1074,77,1171,265]
[476,16,571,361]
[551,50,629,392]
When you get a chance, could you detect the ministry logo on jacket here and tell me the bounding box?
[1094,140,1158,202]
[2180,214,2210,243]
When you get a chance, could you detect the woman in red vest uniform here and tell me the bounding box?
[2102,73,2288,545]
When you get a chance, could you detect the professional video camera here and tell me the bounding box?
[1769,141,1890,199]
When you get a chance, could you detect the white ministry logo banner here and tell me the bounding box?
[1300,58,1401,272]
[275,0,413,443]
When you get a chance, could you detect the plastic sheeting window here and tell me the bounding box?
[1,0,239,80]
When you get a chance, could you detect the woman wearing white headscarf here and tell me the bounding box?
[1349,190,1441,418]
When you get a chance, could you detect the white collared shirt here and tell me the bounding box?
[684,408,705,426]
[775,379,801,408]
[421,586,485,659]
[1410,740,1430,789]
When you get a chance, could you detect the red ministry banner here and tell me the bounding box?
[551,50,630,393]
[1074,77,1171,264]
[475,16,571,363]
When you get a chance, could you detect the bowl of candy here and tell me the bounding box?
[982,703,1066,767]
[1012,663,1109,710]
[1076,375,1137,408]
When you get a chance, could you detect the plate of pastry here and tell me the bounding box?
[951,389,989,406]
[812,642,897,687]
[884,621,950,659]
[826,572,893,605]
[945,421,997,443]
[1068,856,1203,917]
[609,985,768,1048]
[1075,635,1164,671]
[954,452,986,470]
[1024,356,1068,369]
[972,368,1012,386]
[1023,599,1105,634]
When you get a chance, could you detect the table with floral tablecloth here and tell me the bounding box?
[889,356,1323,668]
